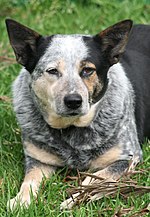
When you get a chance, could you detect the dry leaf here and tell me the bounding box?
[0,96,11,102]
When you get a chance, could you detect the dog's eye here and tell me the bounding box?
[46,68,58,75]
[80,67,95,78]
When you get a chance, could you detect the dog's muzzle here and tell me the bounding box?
[64,93,82,111]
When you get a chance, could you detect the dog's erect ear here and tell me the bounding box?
[5,19,41,70]
[94,20,133,65]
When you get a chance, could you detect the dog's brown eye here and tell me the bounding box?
[80,67,95,78]
[46,68,58,75]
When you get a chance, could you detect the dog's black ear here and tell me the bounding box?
[5,19,41,70]
[94,20,133,65]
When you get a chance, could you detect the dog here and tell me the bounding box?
[5,18,150,210]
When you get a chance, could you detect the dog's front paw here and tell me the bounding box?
[7,192,31,211]
[60,193,79,210]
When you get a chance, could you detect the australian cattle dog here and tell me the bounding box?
[5,19,150,209]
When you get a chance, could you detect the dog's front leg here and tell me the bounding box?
[7,160,55,210]
[60,160,129,210]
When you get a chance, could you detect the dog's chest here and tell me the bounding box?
[46,125,112,170]
[48,126,115,170]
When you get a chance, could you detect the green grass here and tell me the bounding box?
[0,0,150,216]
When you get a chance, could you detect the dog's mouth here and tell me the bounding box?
[56,108,88,118]
[67,112,80,116]
[60,112,82,117]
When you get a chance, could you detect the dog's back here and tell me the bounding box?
[121,24,150,143]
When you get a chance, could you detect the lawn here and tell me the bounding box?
[0,0,150,216]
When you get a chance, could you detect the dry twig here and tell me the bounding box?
[0,96,11,102]
[0,56,16,63]
[67,164,150,207]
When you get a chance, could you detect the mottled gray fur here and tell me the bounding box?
[12,35,142,172]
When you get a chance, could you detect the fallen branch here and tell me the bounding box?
[67,166,150,206]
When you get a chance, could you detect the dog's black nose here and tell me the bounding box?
[64,94,82,110]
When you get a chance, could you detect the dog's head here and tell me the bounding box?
[6,19,132,128]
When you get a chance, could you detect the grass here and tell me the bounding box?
[0,0,150,216]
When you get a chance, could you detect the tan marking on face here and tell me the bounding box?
[73,102,97,127]
[24,142,64,166]
[46,101,98,129]
[32,71,95,129]
[32,71,54,108]
[47,115,78,129]
[89,145,122,171]
[57,59,65,74]
[32,71,61,127]
[83,72,99,94]
[32,60,99,129]
[8,165,54,210]
[80,62,103,99]
[80,61,96,69]
[32,59,66,108]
